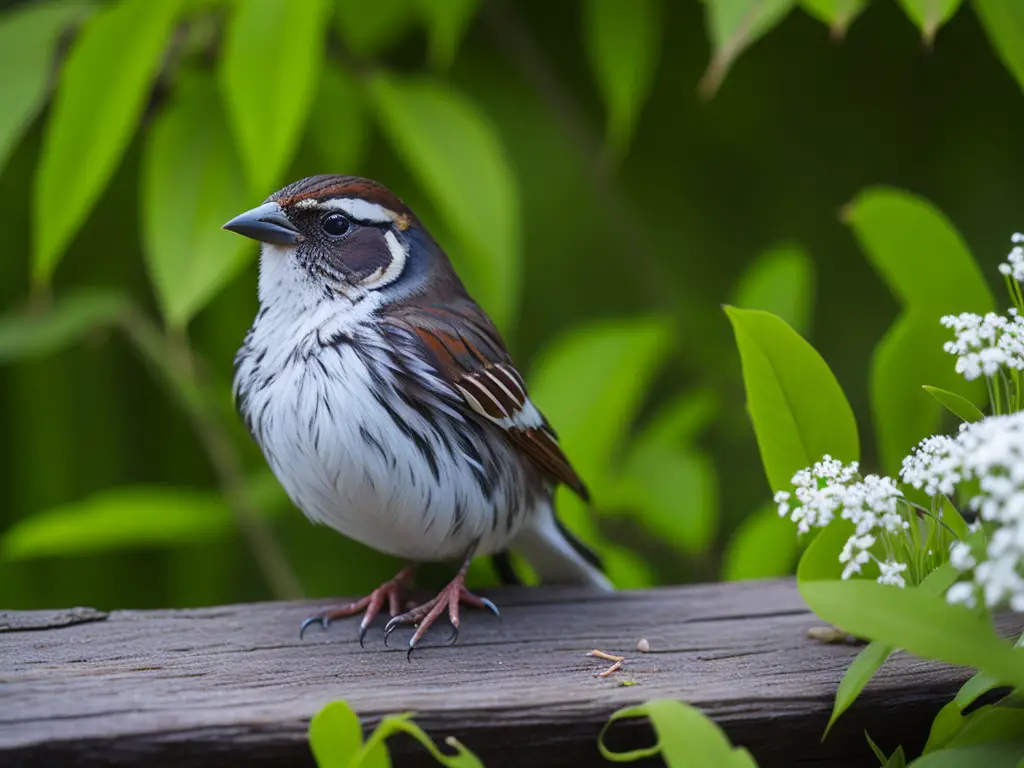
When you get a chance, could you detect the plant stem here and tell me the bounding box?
[120,305,303,600]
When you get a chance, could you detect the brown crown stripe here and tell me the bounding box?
[272,174,414,217]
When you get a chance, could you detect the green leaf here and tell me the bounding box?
[724,306,859,494]
[219,0,330,193]
[334,0,415,58]
[799,579,1024,688]
[583,0,663,162]
[974,1,1024,96]
[699,0,797,98]
[722,502,799,580]
[797,517,856,581]
[633,389,722,450]
[845,187,993,474]
[357,713,482,767]
[142,71,251,328]
[731,244,815,335]
[415,0,478,70]
[308,701,365,768]
[909,742,1024,768]
[615,447,718,555]
[367,73,521,330]
[308,65,368,174]
[825,641,896,737]
[598,699,758,766]
[940,495,970,542]
[896,0,964,44]
[0,1,92,178]
[32,0,181,287]
[0,289,128,364]
[799,0,868,37]
[923,386,985,423]
[844,187,993,311]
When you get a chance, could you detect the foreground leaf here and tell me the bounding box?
[33,0,181,286]
[699,0,796,98]
[308,701,366,767]
[973,1,1024,97]
[721,502,799,580]
[0,1,92,178]
[142,71,251,327]
[584,0,663,161]
[0,290,128,364]
[358,713,483,767]
[923,385,985,423]
[598,699,757,766]
[800,580,1024,688]
[220,0,329,193]
[731,244,815,335]
[799,0,868,37]
[895,0,963,44]
[908,742,1024,767]
[724,306,859,493]
[368,73,520,330]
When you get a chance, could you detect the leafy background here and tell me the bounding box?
[2,0,1023,611]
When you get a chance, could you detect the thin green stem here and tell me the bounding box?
[120,305,303,600]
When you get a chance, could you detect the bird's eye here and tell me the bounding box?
[321,213,351,238]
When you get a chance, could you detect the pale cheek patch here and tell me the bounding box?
[360,230,408,290]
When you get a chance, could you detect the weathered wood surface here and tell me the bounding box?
[2,578,1019,767]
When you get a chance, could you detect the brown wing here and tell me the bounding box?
[383,299,590,501]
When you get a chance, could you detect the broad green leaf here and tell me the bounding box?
[32,0,181,286]
[724,306,859,494]
[368,73,520,329]
[844,188,993,311]
[699,0,797,98]
[799,579,1024,688]
[797,517,856,581]
[598,699,758,766]
[940,495,969,541]
[846,188,992,474]
[0,289,128,364]
[799,0,868,37]
[615,447,718,555]
[945,705,1024,748]
[974,1,1024,96]
[884,746,908,768]
[308,65,368,174]
[0,481,285,561]
[358,713,483,767]
[722,502,798,580]
[142,72,251,327]
[335,0,415,58]
[415,0,478,70]
[583,0,663,161]
[822,565,958,736]
[909,743,1024,768]
[896,0,964,44]
[308,701,365,768]
[633,389,722,450]
[731,244,815,335]
[220,0,329,193]
[0,1,92,178]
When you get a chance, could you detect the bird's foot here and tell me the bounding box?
[383,571,499,659]
[300,565,414,646]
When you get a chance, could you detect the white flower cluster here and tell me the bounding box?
[997,232,1024,283]
[775,456,909,586]
[901,412,1024,611]
[940,310,1024,381]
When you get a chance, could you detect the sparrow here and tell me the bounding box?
[223,174,612,655]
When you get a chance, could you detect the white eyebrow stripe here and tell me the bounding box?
[292,197,395,224]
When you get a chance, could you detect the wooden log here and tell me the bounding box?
[1,578,1019,767]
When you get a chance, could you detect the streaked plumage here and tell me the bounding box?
[227,175,610,650]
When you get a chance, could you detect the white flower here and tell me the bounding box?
[940,310,1024,381]
[878,560,908,588]
[998,233,1024,281]
[947,582,977,609]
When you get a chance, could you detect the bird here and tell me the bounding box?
[223,174,612,655]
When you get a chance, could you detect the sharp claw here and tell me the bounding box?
[446,625,460,646]
[384,616,401,647]
[480,597,500,618]
[357,623,368,648]
[299,616,325,639]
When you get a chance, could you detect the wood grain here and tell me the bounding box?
[1,578,1019,767]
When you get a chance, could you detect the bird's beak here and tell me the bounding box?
[222,202,301,245]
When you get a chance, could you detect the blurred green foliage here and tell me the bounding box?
[2,0,1024,611]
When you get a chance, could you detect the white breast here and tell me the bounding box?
[233,247,536,562]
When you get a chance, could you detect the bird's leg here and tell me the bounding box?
[384,549,499,659]
[300,565,415,646]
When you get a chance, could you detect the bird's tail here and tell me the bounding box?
[501,503,614,590]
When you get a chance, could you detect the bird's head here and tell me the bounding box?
[223,175,459,307]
